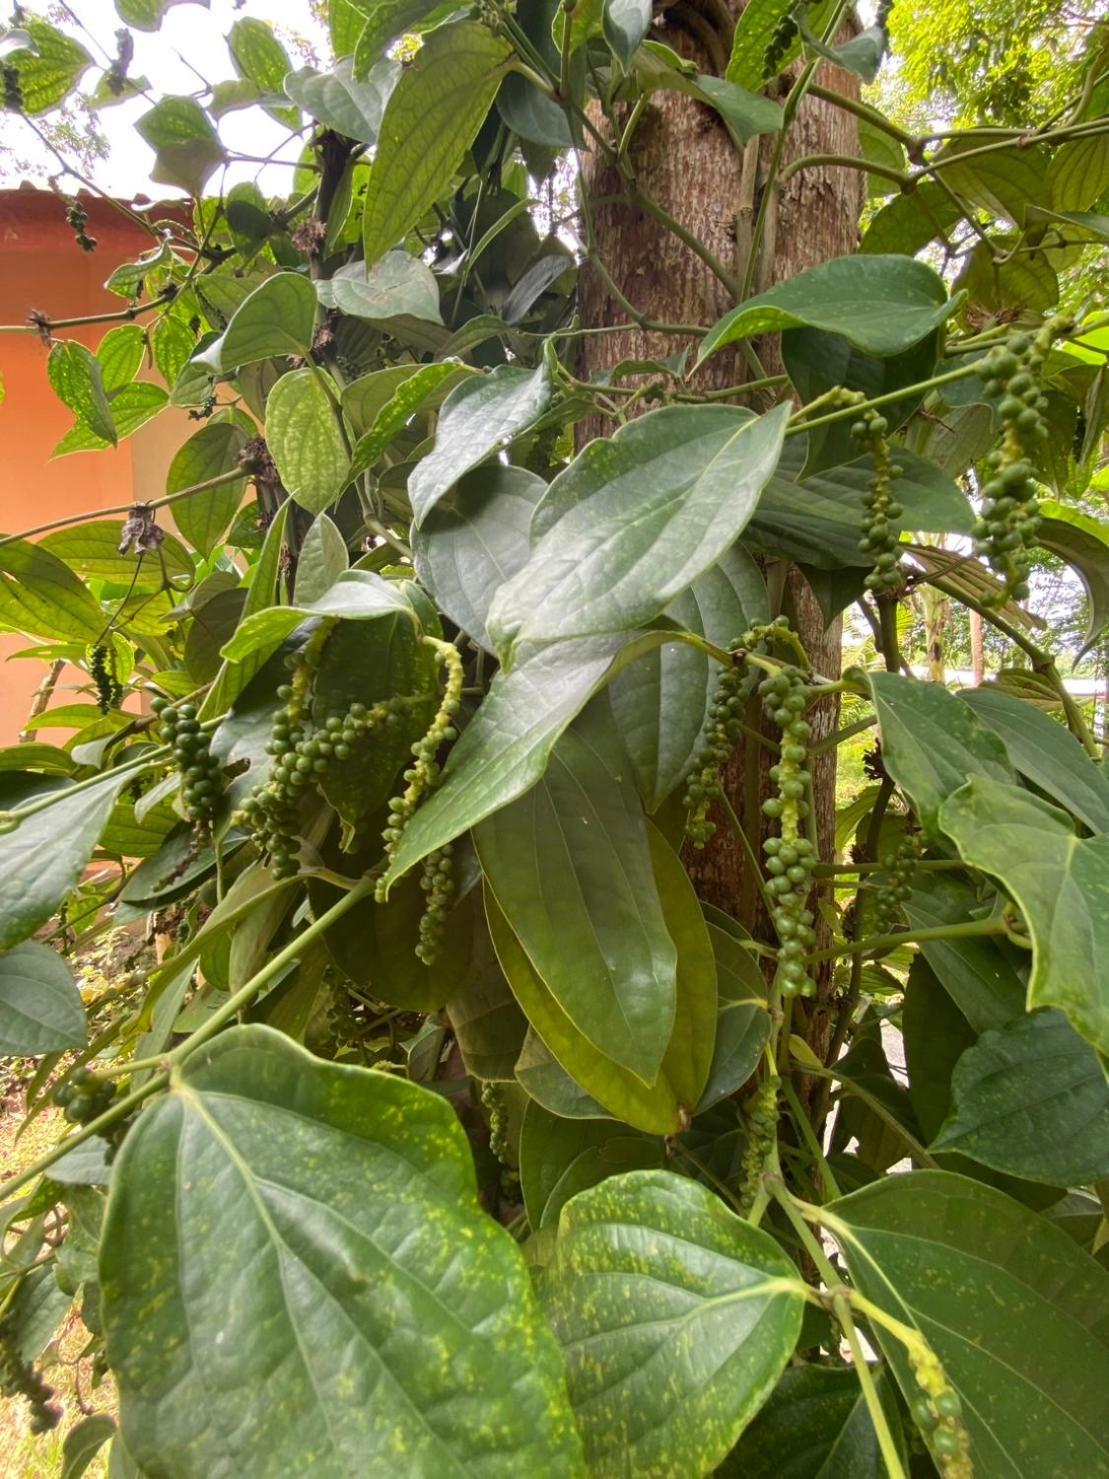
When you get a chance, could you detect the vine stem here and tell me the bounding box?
[767,1181,907,1479]
[802,917,1007,965]
[0,290,175,335]
[0,469,246,550]
[0,875,376,1204]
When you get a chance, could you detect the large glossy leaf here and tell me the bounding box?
[413,464,544,653]
[697,924,769,1113]
[293,515,348,605]
[827,1171,1109,1477]
[264,368,350,514]
[47,341,115,444]
[351,0,442,75]
[221,570,414,663]
[933,1010,1109,1184]
[316,251,442,325]
[960,685,1109,833]
[384,630,675,887]
[607,546,767,812]
[0,771,133,950]
[519,1104,621,1227]
[541,1170,804,1477]
[697,255,956,366]
[749,446,973,568]
[476,711,678,1080]
[491,826,716,1135]
[940,777,1109,1056]
[870,673,1013,837]
[445,910,528,1080]
[488,405,788,655]
[218,272,318,370]
[903,873,1025,1033]
[718,1364,904,1477]
[408,362,551,526]
[0,538,113,643]
[0,940,86,1055]
[362,23,512,267]
[39,520,194,595]
[166,415,251,557]
[285,57,399,142]
[100,1025,583,1475]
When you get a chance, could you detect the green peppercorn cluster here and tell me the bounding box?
[481,1079,511,1166]
[739,1075,779,1208]
[65,200,97,252]
[88,641,123,712]
[872,827,920,933]
[0,1328,60,1435]
[683,650,758,848]
[973,318,1070,601]
[909,1345,973,1478]
[851,408,905,593]
[3,66,24,113]
[376,638,464,901]
[763,4,802,77]
[53,1064,116,1124]
[155,699,222,823]
[416,844,455,964]
[759,666,817,998]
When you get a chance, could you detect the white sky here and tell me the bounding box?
[2,0,329,197]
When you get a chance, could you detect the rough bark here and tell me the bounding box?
[577,2,864,1061]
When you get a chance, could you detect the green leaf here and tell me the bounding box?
[869,673,1014,837]
[960,685,1109,833]
[933,1010,1109,1184]
[264,368,350,514]
[218,271,318,370]
[750,445,972,569]
[47,341,116,445]
[541,1170,804,1477]
[115,0,198,29]
[603,0,651,63]
[607,545,768,811]
[490,825,716,1134]
[0,940,86,1055]
[724,0,835,88]
[0,771,133,950]
[351,0,443,75]
[697,923,769,1113]
[697,255,956,366]
[445,916,528,1080]
[316,251,442,325]
[860,181,962,256]
[827,1171,1109,1477]
[940,776,1109,1056]
[293,514,348,605]
[938,141,1049,226]
[166,415,251,557]
[384,630,676,886]
[488,405,788,655]
[362,23,512,268]
[228,17,298,127]
[285,57,400,143]
[519,1105,617,1226]
[1048,134,1109,212]
[413,464,545,653]
[61,1416,117,1479]
[0,538,109,644]
[135,96,226,194]
[38,521,192,591]
[903,874,1025,1033]
[201,502,290,720]
[476,711,679,1081]
[52,382,167,457]
[220,569,414,663]
[100,1025,583,1474]
[349,362,476,481]
[1,17,91,113]
[408,362,552,526]
[718,1364,905,1477]
[96,324,146,391]
[1036,499,1109,658]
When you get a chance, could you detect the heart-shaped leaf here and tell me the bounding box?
[101,1025,583,1474]
[940,776,1109,1056]
[827,1170,1109,1477]
[316,251,442,325]
[263,368,350,514]
[285,56,399,142]
[219,272,318,370]
[0,940,86,1055]
[541,1170,804,1476]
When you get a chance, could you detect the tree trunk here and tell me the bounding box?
[577,3,864,1060]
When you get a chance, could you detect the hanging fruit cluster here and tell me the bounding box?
[739,1075,779,1208]
[154,699,223,824]
[851,408,905,593]
[973,316,1070,601]
[683,651,757,848]
[909,1344,973,1479]
[760,664,818,998]
[416,844,455,964]
[88,641,123,712]
[0,1328,60,1435]
[53,1065,116,1123]
[871,826,920,932]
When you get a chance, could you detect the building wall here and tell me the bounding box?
[0,189,194,742]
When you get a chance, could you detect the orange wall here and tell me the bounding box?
[0,189,193,743]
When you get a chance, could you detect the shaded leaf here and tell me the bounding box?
[293,515,348,605]
[285,57,400,143]
[220,569,414,663]
[219,272,318,370]
[136,96,225,194]
[904,874,1025,1033]
[165,415,251,557]
[264,368,350,514]
[0,940,86,1055]
[316,251,442,325]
